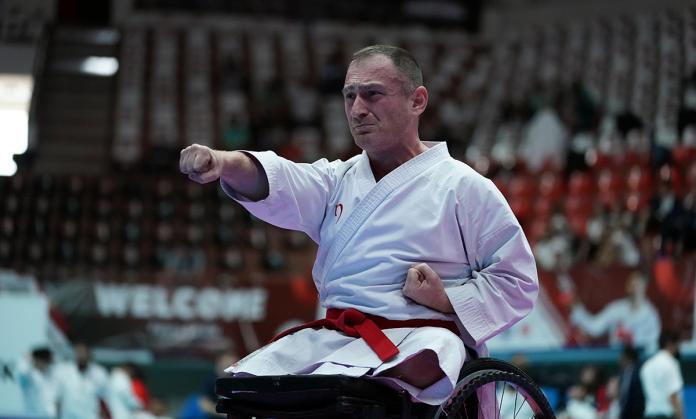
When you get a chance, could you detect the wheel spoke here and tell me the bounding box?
[498,383,505,419]
[514,394,529,418]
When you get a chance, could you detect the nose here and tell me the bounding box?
[350,96,369,121]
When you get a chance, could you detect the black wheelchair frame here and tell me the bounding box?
[216,357,556,419]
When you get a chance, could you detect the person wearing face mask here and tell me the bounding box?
[179,45,538,407]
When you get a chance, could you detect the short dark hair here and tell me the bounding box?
[31,347,53,363]
[351,45,423,93]
[659,329,680,349]
[621,345,639,362]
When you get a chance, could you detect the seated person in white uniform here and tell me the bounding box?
[179,45,539,405]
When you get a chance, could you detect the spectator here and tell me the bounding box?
[134,397,174,419]
[534,211,574,271]
[559,384,599,419]
[580,364,609,415]
[594,212,641,268]
[130,363,150,407]
[106,362,143,419]
[54,342,109,419]
[199,351,239,418]
[616,346,645,419]
[640,330,685,419]
[519,102,569,172]
[571,271,661,352]
[681,162,696,252]
[15,347,58,418]
[649,171,685,253]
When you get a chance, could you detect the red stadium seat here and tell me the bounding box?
[626,165,653,194]
[597,168,623,194]
[534,197,554,221]
[672,145,696,170]
[509,174,536,199]
[564,195,593,218]
[492,177,510,199]
[567,213,589,238]
[568,172,594,196]
[597,168,624,208]
[686,161,696,189]
[625,191,651,213]
[623,151,650,168]
[509,196,533,222]
[586,150,613,170]
[526,219,549,245]
[538,170,564,203]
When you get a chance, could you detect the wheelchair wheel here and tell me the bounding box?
[434,358,555,419]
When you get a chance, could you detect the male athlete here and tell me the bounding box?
[180,45,538,405]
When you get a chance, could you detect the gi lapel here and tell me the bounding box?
[319,142,449,281]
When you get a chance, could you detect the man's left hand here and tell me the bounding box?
[402,263,455,314]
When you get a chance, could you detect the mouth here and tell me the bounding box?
[352,124,374,131]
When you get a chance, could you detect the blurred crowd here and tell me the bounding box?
[14,342,172,419]
[13,340,242,419]
[555,331,685,419]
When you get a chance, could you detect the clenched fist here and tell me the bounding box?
[180,144,222,184]
[402,263,454,313]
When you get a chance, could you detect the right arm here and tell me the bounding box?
[180,144,269,201]
[570,301,619,337]
[180,144,337,242]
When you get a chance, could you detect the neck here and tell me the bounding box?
[367,139,428,181]
[630,294,645,307]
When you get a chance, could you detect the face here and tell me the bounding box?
[74,344,90,367]
[342,55,425,155]
[626,274,646,297]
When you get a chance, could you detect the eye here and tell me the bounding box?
[344,92,355,101]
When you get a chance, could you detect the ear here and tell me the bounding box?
[410,86,428,116]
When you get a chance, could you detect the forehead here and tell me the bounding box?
[343,54,404,90]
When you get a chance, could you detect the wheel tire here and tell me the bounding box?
[434,358,556,419]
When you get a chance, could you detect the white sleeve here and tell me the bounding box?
[642,305,661,352]
[445,177,539,346]
[111,372,142,409]
[664,359,684,396]
[221,151,337,243]
[570,301,620,337]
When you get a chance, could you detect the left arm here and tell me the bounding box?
[670,392,685,419]
[403,177,538,346]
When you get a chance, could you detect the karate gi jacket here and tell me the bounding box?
[223,141,539,356]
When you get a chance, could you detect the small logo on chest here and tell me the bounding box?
[334,203,344,223]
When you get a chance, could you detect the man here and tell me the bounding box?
[15,347,58,418]
[640,330,684,419]
[106,363,143,419]
[617,345,645,419]
[54,342,109,419]
[180,45,538,405]
[571,270,661,352]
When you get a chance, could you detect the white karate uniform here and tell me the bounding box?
[223,141,538,406]
[106,367,142,419]
[54,362,109,419]
[15,358,58,418]
[570,298,661,353]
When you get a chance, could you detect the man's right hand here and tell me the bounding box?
[179,145,270,201]
[180,144,222,184]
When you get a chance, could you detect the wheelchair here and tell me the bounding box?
[215,356,556,418]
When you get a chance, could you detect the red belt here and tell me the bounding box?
[271,308,459,362]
